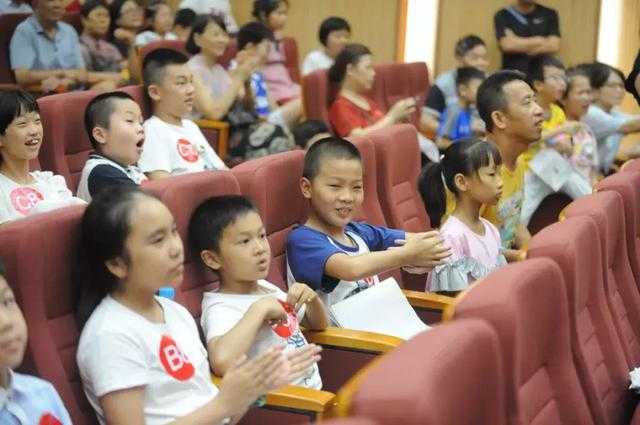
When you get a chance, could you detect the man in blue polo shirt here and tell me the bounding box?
[10,0,86,91]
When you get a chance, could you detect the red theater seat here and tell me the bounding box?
[2,205,96,425]
[565,191,640,368]
[346,319,507,425]
[348,135,386,226]
[0,13,30,88]
[528,217,634,424]
[596,171,640,288]
[452,259,594,425]
[281,37,301,84]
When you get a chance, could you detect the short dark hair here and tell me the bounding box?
[563,66,591,99]
[252,0,289,21]
[142,47,189,91]
[581,62,626,90]
[292,120,330,148]
[527,55,565,86]
[318,16,350,46]
[189,195,258,255]
[0,90,39,136]
[455,66,485,87]
[84,91,136,149]
[174,8,196,28]
[186,13,227,55]
[81,0,108,17]
[303,136,362,180]
[328,43,371,84]
[454,35,486,58]
[237,21,274,51]
[477,70,528,132]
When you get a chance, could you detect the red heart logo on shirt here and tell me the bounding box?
[39,413,62,425]
[176,139,199,163]
[159,335,195,381]
[10,187,44,215]
[271,300,299,338]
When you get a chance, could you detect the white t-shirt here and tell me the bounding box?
[139,116,226,175]
[0,171,85,224]
[201,280,322,389]
[134,31,178,47]
[77,295,218,425]
[178,0,237,32]
[302,49,333,76]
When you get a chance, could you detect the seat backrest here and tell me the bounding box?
[61,12,82,34]
[232,150,308,289]
[370,124,430,232]
[218,38,238,69]
[376,62,429,126]
[596,171,640,287]
[6,205,96,425]
[528,217,632,425]
[281,37,301,84]
[139,39,188,63]
[453,259,594,425]
[351,319,506,425]
[147,171,241,319]
[565,191,640,368]
[0,13,30,85]
[302,69,334,125]
[348,135,386,227]
[37,85,148,192]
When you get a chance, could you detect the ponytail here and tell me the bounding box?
[418,162,446,228]
[418,139,502,228]
[328,43,371,84]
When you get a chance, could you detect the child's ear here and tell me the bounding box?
[453,173,469,193]
[147,84,162,102]
[300,177,312,199]
[92,126,108,146]
[105,257,128,280]
[201,249,222,271]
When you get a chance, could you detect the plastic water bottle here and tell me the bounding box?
[157,286,176,300]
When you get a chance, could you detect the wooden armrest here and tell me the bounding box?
[0,83,19,91]
[402,289,455,311]
[195,119,230,130]
[211,374,336,415]
[303,326,403,353]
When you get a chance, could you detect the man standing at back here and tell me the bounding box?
[494,0,561,73]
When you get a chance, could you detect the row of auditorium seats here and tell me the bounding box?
[324,161,640,425]
[0,124,442,425]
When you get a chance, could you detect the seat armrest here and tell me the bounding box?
[195,119,230,160]
[402,289,455,311]
[211,375,336,415]
[302,326,403,353]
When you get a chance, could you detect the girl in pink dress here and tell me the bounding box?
[419,139,507,293]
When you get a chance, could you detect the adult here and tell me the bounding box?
[178,0,237,33]
[108,0,144,59]
[494,0,560,73]
[0,0,31,14]
[581,62,640,173]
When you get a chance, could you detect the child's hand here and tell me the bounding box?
[287,283,317,311]
[216,346,289,413]
[253,297,287,322]
[398,231,451,268]
[284,344,322,384]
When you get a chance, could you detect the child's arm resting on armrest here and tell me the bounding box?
[287,283,329,330]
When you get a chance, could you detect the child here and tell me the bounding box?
[138,48,228,179]
[419,139,506,293]
[0,259,73,424]
[302,16,351,76]
[252,0,300,104]
[134,1,178,47]
[76,186,299,424]
[189,195,325,389]
[437,66,486,147]
[286,137,451,308]
[520,55,591,226]
[292,120,331,150]
[0,90,84,225]
[172,8,196,41]
[77,91,147,202]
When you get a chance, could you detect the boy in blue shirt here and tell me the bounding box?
[437,66,486,147]
[0,259,72,424]
[286,137,451,308]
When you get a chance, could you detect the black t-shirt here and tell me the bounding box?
[494,3,560,73]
